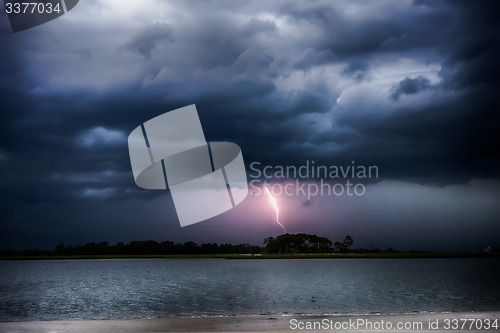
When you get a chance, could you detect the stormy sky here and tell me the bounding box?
[0,0,499,251]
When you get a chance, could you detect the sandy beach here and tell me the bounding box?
[0,312,498,333]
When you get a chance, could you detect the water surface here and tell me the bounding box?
[0,258,499,321]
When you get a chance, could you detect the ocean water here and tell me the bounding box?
[0,258,499,321]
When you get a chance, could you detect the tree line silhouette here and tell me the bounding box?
[0,234,398,256]
[263,233,357,254]
[0,240,262,256]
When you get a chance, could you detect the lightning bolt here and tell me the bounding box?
[265,185,287,233]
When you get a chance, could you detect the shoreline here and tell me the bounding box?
[1,252,499,260]
[1,312,499,332]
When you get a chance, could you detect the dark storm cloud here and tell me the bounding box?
[278,3,339,26]
[0,0,499,249]
[278,1,453,59]
[341,60,370,81]
[236,0,499,185]
[390,76,432,101]
[122,23,174,58]
[335,86,499,184]
[294,48,336,70]
[436,1,500,90]
[241,18,277,36]
[1,0,497,188]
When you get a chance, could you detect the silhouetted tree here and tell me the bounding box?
[263,233,333,254]
[343,235,354,252]
[334,241,347,252]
